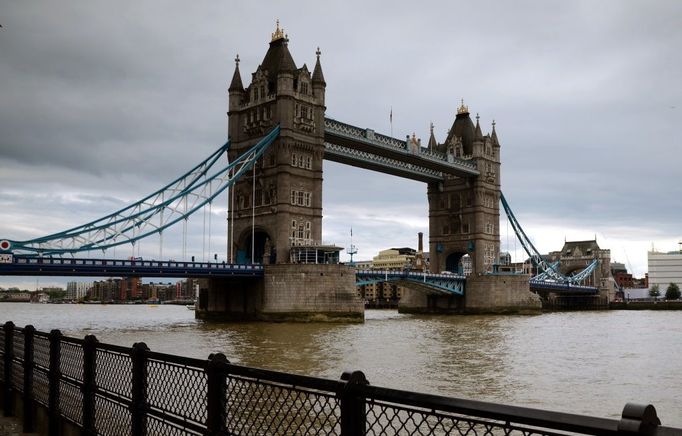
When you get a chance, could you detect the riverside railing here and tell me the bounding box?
[1,321,677,436]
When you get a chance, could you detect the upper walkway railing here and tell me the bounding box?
[324,117,480,182]
[2,321,676,436]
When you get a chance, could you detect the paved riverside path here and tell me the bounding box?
[0,416,35,436]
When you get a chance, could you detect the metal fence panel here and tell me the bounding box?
[225,376,342,436]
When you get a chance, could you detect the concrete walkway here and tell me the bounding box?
[0,415,31,436]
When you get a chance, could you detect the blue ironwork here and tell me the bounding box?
[0,256,263,279]
[355,270,465,295]
[2,126,280,256]
[500,192,600,286]
[529,281,598,294]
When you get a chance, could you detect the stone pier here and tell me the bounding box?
[399,274,541,314]
[196,264,364,322]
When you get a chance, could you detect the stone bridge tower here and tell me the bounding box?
[227,22,326,264]
[428,102,501,275]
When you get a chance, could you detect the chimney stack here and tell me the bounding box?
[418,232,423,253]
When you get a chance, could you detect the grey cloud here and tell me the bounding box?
[0,0,680,281]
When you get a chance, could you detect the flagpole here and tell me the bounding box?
[390,107,393,138]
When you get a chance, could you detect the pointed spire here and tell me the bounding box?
[474,113,483,141]
[312,47,326,86]
[428,121,438,149]
[229,54,244,92]
[491,119,499,147]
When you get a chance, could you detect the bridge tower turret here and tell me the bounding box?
[227,22,326,264]
[428,102,501,275]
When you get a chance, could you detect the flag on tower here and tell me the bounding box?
[390,107,392,123]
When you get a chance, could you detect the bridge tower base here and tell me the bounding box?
[195,264,364,322]
[398,274,541,314]
[464,274,541,314]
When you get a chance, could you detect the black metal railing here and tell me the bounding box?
[1,321,678,436]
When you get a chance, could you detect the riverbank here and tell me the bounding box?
[611,300,682,310]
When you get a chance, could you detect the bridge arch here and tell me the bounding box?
[236,227,274,264]
[445,252,469,274]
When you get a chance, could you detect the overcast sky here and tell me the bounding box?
[1,1,681,289]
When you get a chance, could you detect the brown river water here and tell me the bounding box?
[1,303,680,426]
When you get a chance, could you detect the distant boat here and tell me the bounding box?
[148,304,158,308]
[186,304,195,310]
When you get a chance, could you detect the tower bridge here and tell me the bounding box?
[0,23,612,319]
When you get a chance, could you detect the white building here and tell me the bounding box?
[647,249,682,290]
[66,281,92,301]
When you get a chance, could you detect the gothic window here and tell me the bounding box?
[466,194,472,207]
[450,217,460,234]
[485,221,493,234]
[300,82,309,95]
[298,155,304,167]
[254,87,259,101]
[305,221,311,240]
[462,223,470,234]
[255,185,263,206]
[306,156,312,169]
[290,190,311,206]
[291,153,297,166]
[260,86,265,99]
[297,223,305,239]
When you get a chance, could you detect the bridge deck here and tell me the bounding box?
[0,257,264,279]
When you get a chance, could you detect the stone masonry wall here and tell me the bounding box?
[260,264,364,321]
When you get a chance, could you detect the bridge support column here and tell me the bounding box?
[398,289,463,314]
[464,274,541,314]
[195,264,364,322]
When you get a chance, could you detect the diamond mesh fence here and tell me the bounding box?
[94,395,132,436]
[147,357,207,426]
[225,375,341,436]
[60,379,84,425]
[32,368,50,406]
[60,340,83,381]
[96,348,132,399]
[366,400,576,436]
[33,334,50,369]
[11,329,24,361]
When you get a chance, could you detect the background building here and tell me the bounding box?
[648,248,682,291]
[372,248,416,270]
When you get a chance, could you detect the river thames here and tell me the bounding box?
[1,303,680,426]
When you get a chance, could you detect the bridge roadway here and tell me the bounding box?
[0,256,264,279]
[0,257,468,294]
[0,256,597,294]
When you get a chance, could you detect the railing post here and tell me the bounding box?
[339,370,369,436]
[3,321,14,417]
[48,329,62,436]
[131,342,150,436]
[81,334,98,436]
[205,353,228,436]
[22,325,35,433]
[617,403,661,435]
